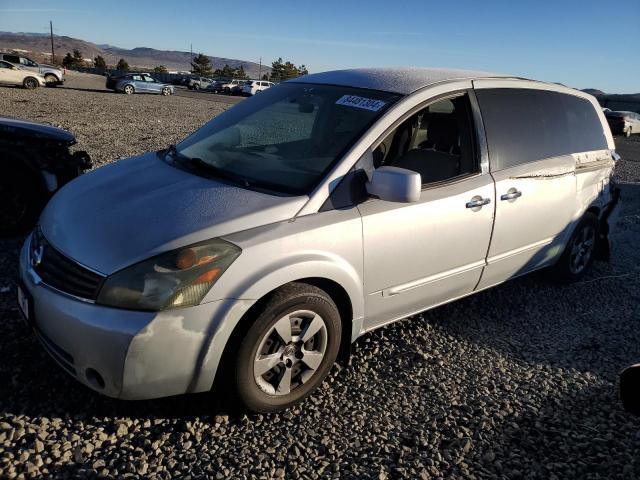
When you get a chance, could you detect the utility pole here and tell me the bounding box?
[190,43,193,73]
[50,20,55,64]
[258,56,262,80]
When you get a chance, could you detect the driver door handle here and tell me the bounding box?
[500,190,522,201]
[466,197,491,209]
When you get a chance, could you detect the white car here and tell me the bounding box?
[243,80,275,95]
[0,60,46,89]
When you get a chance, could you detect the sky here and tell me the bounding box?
[2,0,639,93]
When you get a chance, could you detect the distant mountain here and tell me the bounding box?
[0,32,270,78]
[582,88,606,96]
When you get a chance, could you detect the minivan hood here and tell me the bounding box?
[40,153,308,274]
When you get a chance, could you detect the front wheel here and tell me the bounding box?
[232,283,342,413]
[553,212,599,283]
[23,77,39,89]
[161,87,171,96]
[44,74,58,87]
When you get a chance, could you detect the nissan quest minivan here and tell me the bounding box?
[18,68,621,412]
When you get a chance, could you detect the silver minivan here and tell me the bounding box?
[18,68,621,412]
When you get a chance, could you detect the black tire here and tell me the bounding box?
[552,212,599,283]
[161,87,171,96]
[123,84,134,95]
[23,77,39,90]
[0,165,45,236]
[232,283,342,413]
[44,74,58,87]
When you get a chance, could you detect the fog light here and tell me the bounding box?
[86,368,105,390]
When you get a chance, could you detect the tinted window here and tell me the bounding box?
[476,89,608,170]
[4,55,20,64]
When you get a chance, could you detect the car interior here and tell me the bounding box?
[373,94,478,185]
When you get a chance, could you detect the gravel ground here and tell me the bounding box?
[1,75,640,479]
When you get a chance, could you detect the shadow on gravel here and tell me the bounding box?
[59,86,112,94]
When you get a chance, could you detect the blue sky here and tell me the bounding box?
[2,0,639,92]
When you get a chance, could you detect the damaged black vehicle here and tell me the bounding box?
[0,117,91,235]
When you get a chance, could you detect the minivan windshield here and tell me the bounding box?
[175,83,400,195]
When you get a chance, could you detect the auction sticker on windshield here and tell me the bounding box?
[336,95,387,112]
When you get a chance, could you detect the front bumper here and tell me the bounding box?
[19,234,252,400]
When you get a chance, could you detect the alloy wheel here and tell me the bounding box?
[569,225,596,274]
[253,310,328,396]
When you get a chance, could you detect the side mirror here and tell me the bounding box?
[620,364,640,415]
[366,166,421,203]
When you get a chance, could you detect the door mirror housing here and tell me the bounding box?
[621,364,640,415]
[366,166,421,203]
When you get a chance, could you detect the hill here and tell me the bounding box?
[0,32,270,78]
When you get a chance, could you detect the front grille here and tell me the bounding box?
[31,229,105,301]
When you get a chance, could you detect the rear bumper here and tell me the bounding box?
[600,184,621,260]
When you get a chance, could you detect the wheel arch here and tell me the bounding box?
[208,276,358,396]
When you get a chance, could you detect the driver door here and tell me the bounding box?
[359,92,495,329]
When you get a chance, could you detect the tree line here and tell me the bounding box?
[62,48,309,80]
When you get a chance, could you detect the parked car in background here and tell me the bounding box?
[18,68,620,413]
[108,73,174,95]
[0,117,90,235]
[0,61,46,89]
[0,53,65,86]
[242,80,275,96]
[106,72,150,90]
[210,79,248,95]
[188,77,214,90]
[605,110,640,137]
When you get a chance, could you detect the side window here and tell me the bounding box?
[561,94,609,153]
[372,93,478,185]
[475,88,608,171]
[20,57,37,67]
[4,55,20,64]
[132,75,143,81]
[0,62,9,69]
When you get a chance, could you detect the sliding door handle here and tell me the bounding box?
[500,189,522,201]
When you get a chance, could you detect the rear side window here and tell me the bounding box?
[476,89,608,170]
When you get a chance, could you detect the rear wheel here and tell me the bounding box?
[23,77,39,90]
[232,283,342,413]
[44,74,58,87]
[123,84,134,95]
[553,212,599,283]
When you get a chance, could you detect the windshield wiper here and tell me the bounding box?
[189,157,253,188]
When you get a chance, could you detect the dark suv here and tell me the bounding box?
[0,117,91,235]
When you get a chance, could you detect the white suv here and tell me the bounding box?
[243,80,275,96]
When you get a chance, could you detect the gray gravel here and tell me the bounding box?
[1,75,640,479]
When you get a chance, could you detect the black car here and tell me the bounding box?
[0,117,91,235]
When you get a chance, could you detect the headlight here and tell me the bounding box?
[96,238,241,311]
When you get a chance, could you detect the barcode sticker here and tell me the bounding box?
[335,95,386,112]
